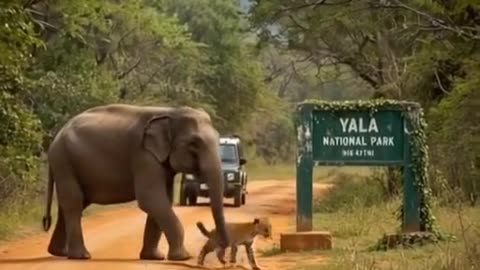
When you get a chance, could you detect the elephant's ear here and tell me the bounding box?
[143,115,171,163]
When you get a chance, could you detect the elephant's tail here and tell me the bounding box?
[42,165,54,232]
[196,222,211,238]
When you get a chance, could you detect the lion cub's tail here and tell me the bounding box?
[196,222,211,238]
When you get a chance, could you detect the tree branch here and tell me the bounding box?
[117,58,142,80]
[279,0,352,13]
[370,0,480,41]
[337,57,380,89]
[23,0,43,8]
[272,0,353,20]
[288,14,309,30]
[263,53,313,83]
[434,69,450,95]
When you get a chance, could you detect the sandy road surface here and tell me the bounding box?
[0,180,332,270]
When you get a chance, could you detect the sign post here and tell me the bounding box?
[295,100,424,233]
[296,104,314,232]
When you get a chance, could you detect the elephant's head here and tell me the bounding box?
[141,106,229,248]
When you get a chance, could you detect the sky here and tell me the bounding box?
[239,0,252,11]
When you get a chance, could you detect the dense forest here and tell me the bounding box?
[0,0,478,218]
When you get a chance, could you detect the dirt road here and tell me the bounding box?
[0,180,331,270]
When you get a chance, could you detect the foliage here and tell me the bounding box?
[158,0,273,133]
[314,173,387,213]
[0,92,43,203]
[373,232,448,251]
[27,55,119,145]
[0,2,44,204]
[426,56,480,206]
[249,0,480,205]
[0,0,278,218]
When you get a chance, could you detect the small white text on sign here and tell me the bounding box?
[321,117,396,158]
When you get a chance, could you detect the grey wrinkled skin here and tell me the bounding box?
[42,104,229,261]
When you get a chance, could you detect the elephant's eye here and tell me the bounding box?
[187,140,200,154]
[189,148,199,160]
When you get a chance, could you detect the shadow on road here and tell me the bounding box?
[176,202,239,208]
[0,256,250,269]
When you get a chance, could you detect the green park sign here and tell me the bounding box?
[295,99,437,235]
[312,110,404,164]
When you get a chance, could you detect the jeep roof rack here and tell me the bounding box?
[220,134,240,138]
[219,137,240,144]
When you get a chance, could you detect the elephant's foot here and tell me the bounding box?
[140,249,165,260]
[47,246,67,257]
[67,248,91,260]
[167,246,191,261]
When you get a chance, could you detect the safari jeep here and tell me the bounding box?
[179,135,248,207]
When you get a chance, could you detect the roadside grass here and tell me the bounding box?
[295,202,480,270]
[246,159,374,182]
[0,199,45,241]
[260,171,480,270]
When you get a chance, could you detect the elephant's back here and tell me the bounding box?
[62,106,140,156]
[49,105,140,194]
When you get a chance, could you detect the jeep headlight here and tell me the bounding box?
[227,173,235,181]
[185,174,194,180]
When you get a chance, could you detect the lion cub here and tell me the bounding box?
[196,217,272,270]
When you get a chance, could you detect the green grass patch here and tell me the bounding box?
[314,171,387,213]
[246,158,374,182]
[290,173,480,270]
[0,199,45,241]
[246,160,295,180]
[297,204,480,270]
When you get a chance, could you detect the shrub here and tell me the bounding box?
[0,91,43,205]
[314,172,388,213]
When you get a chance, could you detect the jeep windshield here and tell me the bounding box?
[219,144,238,164]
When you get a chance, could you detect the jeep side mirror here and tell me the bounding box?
[239,158,247,165]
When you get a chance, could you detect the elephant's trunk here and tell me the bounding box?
[200,151,229,248]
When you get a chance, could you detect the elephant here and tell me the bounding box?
[41,103,229,261]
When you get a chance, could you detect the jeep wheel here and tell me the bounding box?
[241,193,246,205]
[187,193,197,206]
[233,187,242,207]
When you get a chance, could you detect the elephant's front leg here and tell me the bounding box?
[135,166,190,261]
[139,215,165,260]
[139,175,175,260]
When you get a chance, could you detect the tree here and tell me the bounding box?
[0,1,44,203]
[248,0,480,201]
[158,0,275,133]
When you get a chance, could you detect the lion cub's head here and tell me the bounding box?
[253,217,272,238]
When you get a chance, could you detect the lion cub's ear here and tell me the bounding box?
[253,218,260,224]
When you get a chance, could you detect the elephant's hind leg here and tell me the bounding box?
[61,195,90,259]
[48,201,91,258]
[47,206,67,257]
[53,167,90,259]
